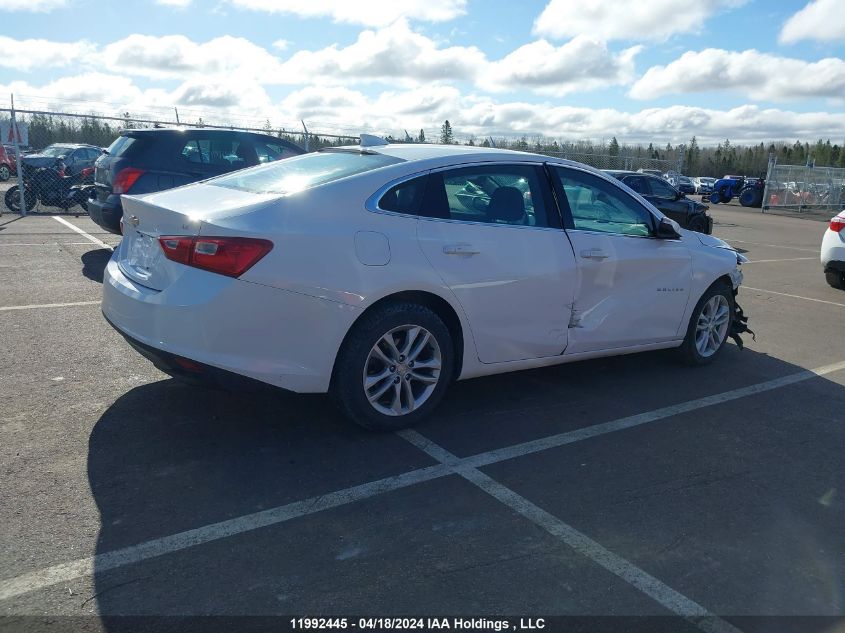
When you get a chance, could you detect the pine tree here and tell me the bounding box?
[608,136,619,156]
[417,129,426,143]
[439,120,454,145]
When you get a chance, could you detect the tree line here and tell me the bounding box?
[4,113,844,178]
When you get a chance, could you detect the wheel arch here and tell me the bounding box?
[332,289,467,383]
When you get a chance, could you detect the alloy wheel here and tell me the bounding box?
[695,295,730,357]
[363,324,442,416]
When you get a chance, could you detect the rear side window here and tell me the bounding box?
[419,165,550,227]
[211,151,403,194]
[180,138,255,168]
[253,140,301,164]
[377,175,428,214]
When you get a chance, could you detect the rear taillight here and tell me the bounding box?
[112,167,145,194]
[158,236,273,277]
[830,216,845,233]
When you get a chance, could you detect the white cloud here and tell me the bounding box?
[272,39,291,51]
[534,0,746,41]
[0,36,96,71]
[480,37,642,96]
[100,34,284,79]
[5,73,845,144]
[0,0,67,11]
[275,19,484,85]
[630,49,845,101]
[277,85,845,144]
[229,0,466,26]
[780,0,845,44]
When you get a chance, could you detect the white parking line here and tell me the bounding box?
[728,240,819,253]
[742,286,845,308]
[51,216,114,251]
[398,429,742,633]
[0,301,100,312]
[743,257,816,264]
[1,359,843,603]
[0,242,95,247]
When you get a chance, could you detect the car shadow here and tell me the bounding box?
[86,347,845,619]
[81,248,112,283]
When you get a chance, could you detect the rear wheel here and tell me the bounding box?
[332,302,455,431]
[0,165,10,181]
[678,283,733,366]
[709,192,721,204]
[825,270,845,290]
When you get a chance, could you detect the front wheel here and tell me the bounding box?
[825,270,845,290]
[678,283,734,366]
[332,303,455,431]
[0,165,10,181]
[687,215,709,233]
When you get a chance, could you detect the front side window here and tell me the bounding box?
[623,175,649,195]
[648,176,679,199]
[554,167,654,237]
[420,165,549,227]
[211,150,403,195]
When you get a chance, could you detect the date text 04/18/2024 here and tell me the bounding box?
[290,618,546,630]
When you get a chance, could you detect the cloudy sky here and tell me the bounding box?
[1,0,844,145]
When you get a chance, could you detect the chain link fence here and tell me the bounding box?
[764,161,845,213]
[1,95,683,216]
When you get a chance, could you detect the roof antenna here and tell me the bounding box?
[360,134,389,148]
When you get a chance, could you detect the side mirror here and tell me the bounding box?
[655,217,681,239]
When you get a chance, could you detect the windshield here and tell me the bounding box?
[40,145,73,157]
[211,150,403,194]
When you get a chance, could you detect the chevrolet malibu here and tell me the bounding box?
[102,141,748,430]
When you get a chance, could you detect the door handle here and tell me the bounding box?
[580,248,609,260]
[443,243,480,256]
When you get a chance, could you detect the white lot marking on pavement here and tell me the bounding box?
[0,242,94,246]
[51,216,114,251]
[743,257,816,264]
[0,464,453,602]
[728,240,819,253]
[398,429,743,633]
[0,301,100,312]
[1,359,844,603]
[742,286,845,308]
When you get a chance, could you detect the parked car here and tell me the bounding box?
[89,128,304,234]
[21,143,103,178]
[822,210,845,289]
[0,144,14,181]
[605,170,713,233]
[102,142,749,430]
[693,177,716,194]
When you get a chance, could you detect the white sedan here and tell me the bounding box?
[822,210,845,289]
[102,141,748,430]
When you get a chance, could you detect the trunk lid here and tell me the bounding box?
[116,183,280,291]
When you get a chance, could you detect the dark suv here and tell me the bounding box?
[605,170,713,234]
[89,129,304,234]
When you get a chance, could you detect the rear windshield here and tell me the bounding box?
[41,145,73,157]
[210,151,403,194]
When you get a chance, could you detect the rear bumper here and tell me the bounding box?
[88,195,122,234]
[821,229,845,269]
[102,255,361,393]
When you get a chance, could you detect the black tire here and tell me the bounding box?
[687,215,708,233]
[719,188,731,203]
[331,302,455,431]
[0,165,10,181]
[739,188,756,207]
[825,270,845,290]
[4,185,36,213]
[678,282,734,366]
